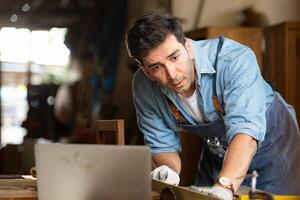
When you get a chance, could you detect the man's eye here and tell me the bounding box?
[152,65,161,71]
[171,55,179,62]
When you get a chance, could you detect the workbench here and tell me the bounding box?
[152,180,300,200]
[0,187,160,200]
[0,179,299,200]
[0,178,37,200]
[0,188,37,200]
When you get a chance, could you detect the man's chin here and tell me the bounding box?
[172,88,185,95]
[166,85,186,94]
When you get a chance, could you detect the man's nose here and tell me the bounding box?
[165,64,177,80]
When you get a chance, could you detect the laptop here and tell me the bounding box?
[35,143,151,200]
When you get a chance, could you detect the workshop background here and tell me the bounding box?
[0,0,299,178]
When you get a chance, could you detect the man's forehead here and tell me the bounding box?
[142,35,182,65]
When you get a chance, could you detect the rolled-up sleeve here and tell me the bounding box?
[132,71,181,155]
[222,48,267,144]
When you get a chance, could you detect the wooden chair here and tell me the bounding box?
[95,119,125,145]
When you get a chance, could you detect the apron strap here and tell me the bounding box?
[212,37,225,117]
[165,97,188,126]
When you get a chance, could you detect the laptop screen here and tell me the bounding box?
[35,144,151,200]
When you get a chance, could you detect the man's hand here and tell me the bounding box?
[150,165,180,185]
[189,185,233,200]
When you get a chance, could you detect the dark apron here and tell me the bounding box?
[169,37,300,195]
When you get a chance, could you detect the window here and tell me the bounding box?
[0,27,70,146]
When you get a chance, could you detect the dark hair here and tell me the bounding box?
[125,12,185,64]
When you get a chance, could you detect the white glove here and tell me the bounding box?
[189,185,233,200]
[150,165,180,185]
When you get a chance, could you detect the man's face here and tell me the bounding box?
[141,34,196,98]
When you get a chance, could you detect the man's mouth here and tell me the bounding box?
[172,79,183,87]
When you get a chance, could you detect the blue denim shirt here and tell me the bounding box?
[132,37,274,155]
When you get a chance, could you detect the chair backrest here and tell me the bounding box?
[95,119,125,145]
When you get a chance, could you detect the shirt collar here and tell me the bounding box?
[190,39,215,76]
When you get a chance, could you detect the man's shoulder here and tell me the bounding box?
[132,68,157,93]
[192,37,245,48]
[133,68,151,86]
[133,68,145,82]
[191,37,251,59]
[189,37,253,73]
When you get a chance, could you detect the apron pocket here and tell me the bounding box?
[249,142,287,184]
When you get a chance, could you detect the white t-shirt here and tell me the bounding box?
[178,90,204,123]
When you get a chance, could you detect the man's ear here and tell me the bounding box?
[185,38,194,60]
[140,64,155,81]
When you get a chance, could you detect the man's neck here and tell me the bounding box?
[181,66,197,98]
[180,82,196,98]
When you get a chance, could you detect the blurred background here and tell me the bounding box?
[0,0,299,175]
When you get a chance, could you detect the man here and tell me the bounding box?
[125,12,300,199]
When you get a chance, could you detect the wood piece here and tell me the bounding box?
[0,179,36,188]
[95,119,125,144]
[0,188,37,200]
[152,179,217,200]
[265,22,300,125]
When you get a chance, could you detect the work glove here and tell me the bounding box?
[150,165,180,185]
[189,185,233,200]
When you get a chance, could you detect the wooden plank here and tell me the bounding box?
[265,22,300,125]
[96,119,125,144]
[152,179,217,200]
[0,188,37,200]
[96,120,119,131]
[0,179,36,188]
[153,180,300,200]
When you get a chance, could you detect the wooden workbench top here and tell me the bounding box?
[0,187,37,200]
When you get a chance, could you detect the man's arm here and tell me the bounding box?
[216,133,257,192]
[152,152,181,174]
